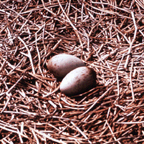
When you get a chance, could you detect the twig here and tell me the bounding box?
[81,85,114,116]
[57,0,83,47]
[124,11,137,68]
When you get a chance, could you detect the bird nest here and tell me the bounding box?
[0,0,144,143]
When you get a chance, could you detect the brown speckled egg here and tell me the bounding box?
[60,66,96,95]
[47,54,85,78]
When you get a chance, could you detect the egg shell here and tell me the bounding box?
[47,54,85,78]
[60,66,96,95]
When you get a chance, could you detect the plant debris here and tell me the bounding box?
[0,0,144,143]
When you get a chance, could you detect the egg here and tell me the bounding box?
[60,66,96,95]
[47,54,85,78]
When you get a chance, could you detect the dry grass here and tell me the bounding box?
[0,0,144,143]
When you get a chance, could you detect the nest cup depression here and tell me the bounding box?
[47,54,85,78]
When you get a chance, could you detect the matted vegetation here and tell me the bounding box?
[0,0,144,143]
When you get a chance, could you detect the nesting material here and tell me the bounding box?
[60,66,96,95]
[1,1,144,143]
[47,53,85,78]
